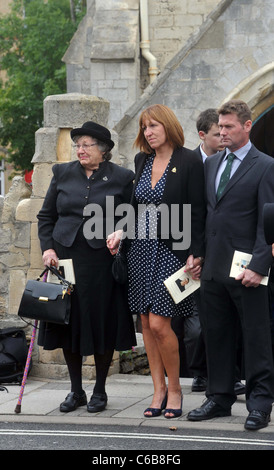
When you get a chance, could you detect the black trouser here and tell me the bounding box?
[200,279,274,413]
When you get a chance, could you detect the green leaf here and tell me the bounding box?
[0,0,86,170]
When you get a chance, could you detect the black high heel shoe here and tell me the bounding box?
[143,392,168,418]
[164,394,183,419]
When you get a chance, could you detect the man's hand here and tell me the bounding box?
[235,268,263,287]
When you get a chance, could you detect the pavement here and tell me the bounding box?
[0,374,273,433]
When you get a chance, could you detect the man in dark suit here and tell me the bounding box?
[187,100,274,430]
[190,109,245,395]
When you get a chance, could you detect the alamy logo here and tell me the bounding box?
[83,196,191,250]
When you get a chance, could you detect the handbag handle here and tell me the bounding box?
[39,265,72,289]
[116,237,123,255]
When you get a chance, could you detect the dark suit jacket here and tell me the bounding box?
[193,146,203,161]
[129,147,206,263]
[37,160,134,251]
[202,144,274,281]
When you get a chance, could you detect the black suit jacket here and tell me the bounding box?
[129,147,206,263]
[202,144,274,281]
[193,146,203,161]
[37,160,134,251]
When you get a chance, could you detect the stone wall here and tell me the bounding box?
[146,0,222,74]
[63,0,140,129]
[0,179,32,323]
[64,0,222,128]
[120,334,149,375]
[64,0,274,165]
[116,0,274,167]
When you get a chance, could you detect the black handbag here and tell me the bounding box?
[0,328,29,384]
[18,266,73,325]
[112,238,128,284]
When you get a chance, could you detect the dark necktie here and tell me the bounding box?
[216,153,235,200]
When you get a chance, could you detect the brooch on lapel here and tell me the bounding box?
[102,176,108,181]
[171,167,177,173]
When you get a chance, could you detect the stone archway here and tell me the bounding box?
[250,105,274,158]
[221,62,274,158]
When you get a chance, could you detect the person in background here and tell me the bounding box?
[187,100,274,431]
[195,108,225,161]
[37,121,136,414]
[107,104,206,419]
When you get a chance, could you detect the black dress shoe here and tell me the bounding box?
[87,392,108,413]
[191,376,207,392]
[234,381,246,395]
[60,392,87,412]
[244,410,270,430]
[187,399,231,421]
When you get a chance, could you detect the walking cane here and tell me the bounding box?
[14,271,47,413]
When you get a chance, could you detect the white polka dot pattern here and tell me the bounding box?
[127,155,193,317]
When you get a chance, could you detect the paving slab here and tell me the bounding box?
[0,374,273,433]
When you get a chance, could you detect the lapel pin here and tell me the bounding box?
[103,176,108,181]
[171,167,177,173]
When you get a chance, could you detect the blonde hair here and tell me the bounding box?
[134,104,185,153]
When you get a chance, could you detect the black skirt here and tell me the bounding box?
[38,230,136,356]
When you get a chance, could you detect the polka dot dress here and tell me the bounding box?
[127,155,193,317]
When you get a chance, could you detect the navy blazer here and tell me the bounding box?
[37,160,134,251]
[193,146,203,161]
[202,144,274,281]
[129,147,206,263]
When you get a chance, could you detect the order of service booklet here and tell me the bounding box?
[164,266,200,304]
[47,259,76,285]
[229,250,269,286]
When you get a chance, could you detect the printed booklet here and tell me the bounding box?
[229,250,269,285]
[164,266,200,304]
[47,259,76,285]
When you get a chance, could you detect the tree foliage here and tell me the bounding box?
[0,0,86,171]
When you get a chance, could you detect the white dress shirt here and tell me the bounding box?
[215,140,252,192]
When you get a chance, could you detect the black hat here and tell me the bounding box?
[263,203,274,245]
[71,121,114,149]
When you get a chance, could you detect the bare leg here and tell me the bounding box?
[141,314,167,415]
[141,312,182,417]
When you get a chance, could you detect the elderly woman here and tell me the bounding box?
[107,105,206,418]
[37,121,136,413]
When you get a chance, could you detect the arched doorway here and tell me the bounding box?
[220,62,274,158]
[250,106,274,157]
